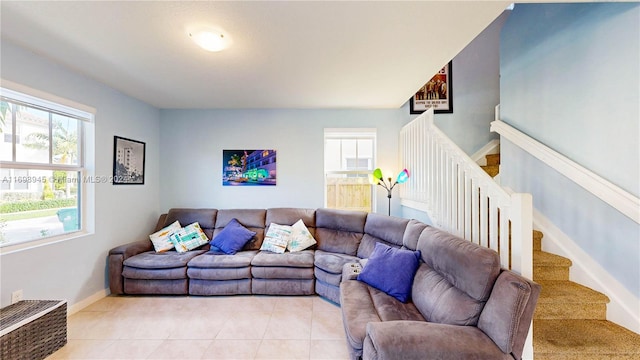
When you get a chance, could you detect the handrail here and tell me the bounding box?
[490,118,640,224]
[399,109,533,278]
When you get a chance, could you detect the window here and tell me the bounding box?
[1,86,93,247]
[324,129,376,212]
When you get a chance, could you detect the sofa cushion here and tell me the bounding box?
[124,278,188,295]
[287,219,317,252]
[164,208,217,239]
[214,209,266,250]
[260,223,292,253]
[315,208,366,255]
[265,208,316,232]
[314,250,359,274]
[478,270,538,355]
[251,266,315,279]
[357,242,421,303]
[412,263,485,326]
[356,213,410,258]
[402,219,429,251]
[314,267,343,287]
[363,213,409,247]
[314,228,363,256]
[368,285,426,322]
[210,218,257,255]
[251,250,315,267]
[190,278,252,296]
[169,222,210,253]
[252,278,315,295]
[356,234,402,259]
[188,250,258,268]
[417,226,501,302]
[122,266,187,280]
[149,220,181,252]
[123,250,205,269]
[340,280,382,353]
[187,267,252,280]
[363,321,513,360]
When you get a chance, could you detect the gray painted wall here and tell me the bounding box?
[159,109,406,215]
[0,40,161,307]
[500,3,639,296]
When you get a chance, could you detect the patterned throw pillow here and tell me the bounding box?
[260,223,292,253]
[169,222,209,253]
[149,220,181,252]
[287,219,317,252]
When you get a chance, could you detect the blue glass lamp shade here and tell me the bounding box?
[396,169,410,184]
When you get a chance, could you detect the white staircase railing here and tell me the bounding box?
[399,108,533,278]
[399,109,535,358]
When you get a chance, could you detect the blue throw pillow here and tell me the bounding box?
[209,218,256,255]
[357,242,421,303]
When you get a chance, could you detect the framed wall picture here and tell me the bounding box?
[410,61,453,114]
[113,136,145,185]
[222,149,277,186]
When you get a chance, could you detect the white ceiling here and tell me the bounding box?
[0,1,514,109]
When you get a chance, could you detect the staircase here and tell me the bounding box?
[481,153,501,177]
[532,230,640,359]
[480,153,640,359]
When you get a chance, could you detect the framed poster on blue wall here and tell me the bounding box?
[113,136,145,185]
[222,149,277,186]
[410,61,453,114]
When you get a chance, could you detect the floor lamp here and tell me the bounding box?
[370,168,410,216]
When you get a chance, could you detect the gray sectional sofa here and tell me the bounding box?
[108,207,540,360]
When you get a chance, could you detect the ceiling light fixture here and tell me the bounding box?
[187,25,230,52]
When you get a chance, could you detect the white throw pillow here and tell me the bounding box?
[169,222,209,253]
[287,219,317,252]
[260,223,292,253]
[149,220,181,252]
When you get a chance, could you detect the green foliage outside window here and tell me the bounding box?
[0,198,76,213]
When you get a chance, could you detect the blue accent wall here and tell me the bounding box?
[159,108,406,215]
[0,40,161,307]
[401,11,508,220]
[500,3,640,296]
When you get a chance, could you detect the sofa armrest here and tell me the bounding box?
[342,262,363,281]
[363,321,512,360]
[108,239,153,294]
[109,239,153,258]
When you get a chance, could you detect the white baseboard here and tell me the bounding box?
[533,209,640,334]
[471,139,500,165]
[67,288,109,316]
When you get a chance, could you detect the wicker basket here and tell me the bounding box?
[0,300,67,360]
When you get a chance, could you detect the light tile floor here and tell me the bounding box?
[47,295,350,360]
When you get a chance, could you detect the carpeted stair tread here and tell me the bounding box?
[535,280,609,320]
[534,319,640,359]
[481,164,500,177]
[485,153,501,166]
[534,251,572,281]
[532,230,639,358]
[534,250,572,267]
[537,280,610,304]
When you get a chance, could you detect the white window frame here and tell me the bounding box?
[324,128,377,212]
[0,80,95,254]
